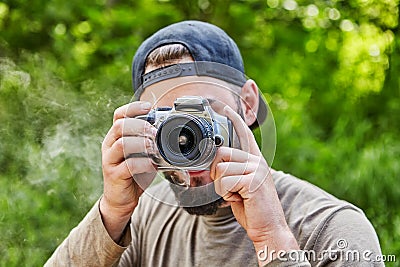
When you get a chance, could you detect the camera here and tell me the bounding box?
[136,96,236,170]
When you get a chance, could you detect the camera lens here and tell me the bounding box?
[168,125,196,156]
[156,114,216,168]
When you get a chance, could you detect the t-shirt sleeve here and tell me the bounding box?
[263,208,383,267]
[44,198,132,267]
[310,208,384,266]
[116,211,141,266]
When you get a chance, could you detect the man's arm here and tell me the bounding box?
[44,199,131,267]
[311,208,383,266]
[45,101,157,266]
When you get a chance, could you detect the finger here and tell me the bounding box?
[113,101,152,123]
[224,105,261,156]
[214,174,250,198]
[108,157,156,181]
[222,192,243,202]
[210,147,256,179]
[218,169,271,196]
[123,137,157,159]
[133,172,158,192]
[106,136,156,164]
[214,161,258,180]
[103,118,156,149]
[125,157,158,176]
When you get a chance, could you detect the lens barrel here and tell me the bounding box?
[156,114,216,168]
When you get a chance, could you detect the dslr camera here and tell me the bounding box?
[136,96,237,170]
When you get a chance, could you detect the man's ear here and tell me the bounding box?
[240,79,259,127]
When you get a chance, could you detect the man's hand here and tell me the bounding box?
[210,105,299,265]
[100,101,157,242]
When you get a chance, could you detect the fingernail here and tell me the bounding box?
[141,102,152,110]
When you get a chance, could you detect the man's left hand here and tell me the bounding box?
[210,105,299,265]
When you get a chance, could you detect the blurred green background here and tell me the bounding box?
[0,0,399,265]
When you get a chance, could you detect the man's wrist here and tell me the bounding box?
[253,227,299,266]
[99,197,135,242]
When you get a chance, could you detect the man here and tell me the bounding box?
[46,21,382,266]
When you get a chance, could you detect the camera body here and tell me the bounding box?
[137,96,236,170]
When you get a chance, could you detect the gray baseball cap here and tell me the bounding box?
[131,20,267,129]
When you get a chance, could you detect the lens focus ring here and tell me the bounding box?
[156,114,216,168]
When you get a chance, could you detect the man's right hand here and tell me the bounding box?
[100,101,157,242]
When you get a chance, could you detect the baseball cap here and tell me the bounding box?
[131,20,267,129]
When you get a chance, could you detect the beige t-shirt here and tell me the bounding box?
[45,171,383,266]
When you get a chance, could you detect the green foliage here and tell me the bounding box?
[0,0,399,265]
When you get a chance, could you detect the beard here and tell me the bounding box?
[183,194,225,215]
[167,175,225,215]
